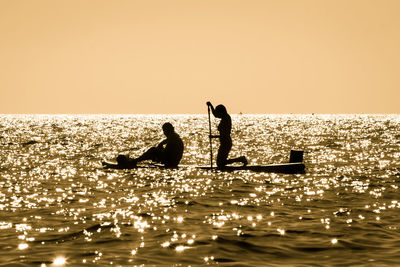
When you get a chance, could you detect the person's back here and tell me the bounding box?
[164,131,184,167]
[218,113,232,144]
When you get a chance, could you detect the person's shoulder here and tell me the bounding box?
[174,132,183,144]
[222,114,231,122]
[176,132,183,141]
[171,132,182,140]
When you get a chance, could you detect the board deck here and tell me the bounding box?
[102,161,305,173]
[197,163,305,174]
[102,161,166,169]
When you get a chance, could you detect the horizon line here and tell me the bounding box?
[1,113,398,116]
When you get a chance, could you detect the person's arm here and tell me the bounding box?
[157,139,168,148]
[207,101,219,138]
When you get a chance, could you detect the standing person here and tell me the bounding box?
[103,122,184,169]
[206,101,247,169]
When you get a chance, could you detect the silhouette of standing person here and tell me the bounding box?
[207,101,247,169]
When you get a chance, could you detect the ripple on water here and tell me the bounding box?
[0,114,399,265]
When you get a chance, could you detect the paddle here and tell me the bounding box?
[207,104,213,169]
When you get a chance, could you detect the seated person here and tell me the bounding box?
[103,122,184,169]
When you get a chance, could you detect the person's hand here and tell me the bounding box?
[206,101,212,107]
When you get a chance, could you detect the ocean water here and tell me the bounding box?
[0,114,399,266]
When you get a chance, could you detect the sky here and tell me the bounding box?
[0,0,399,114]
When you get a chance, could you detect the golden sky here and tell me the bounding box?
[0,0,399,114]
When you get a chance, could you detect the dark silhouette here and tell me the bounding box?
[103,122,184,168]
[206,101,247,169]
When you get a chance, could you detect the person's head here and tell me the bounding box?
[214,104,228,118]
[162,122,175,136]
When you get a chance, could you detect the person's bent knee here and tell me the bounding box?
[216,158,227,169]
[148,146,164,162]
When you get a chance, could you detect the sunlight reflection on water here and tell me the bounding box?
[0,114,399,265]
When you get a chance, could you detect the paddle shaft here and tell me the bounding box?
[207,106,213,169]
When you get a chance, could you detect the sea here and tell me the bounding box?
[0,114,399,266]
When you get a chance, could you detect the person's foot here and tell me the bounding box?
[102,161,112,169]
[127,158,137,168]
[117,154,128,164]
[117,155,133,168]
[240,156,248,166]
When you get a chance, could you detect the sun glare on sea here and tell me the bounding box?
[53,256,67,265]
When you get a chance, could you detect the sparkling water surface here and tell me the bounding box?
[0,114,399,266]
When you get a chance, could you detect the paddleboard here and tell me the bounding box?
[197,162,305,174]
[102,161,305,173]
[102,161,167,169]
